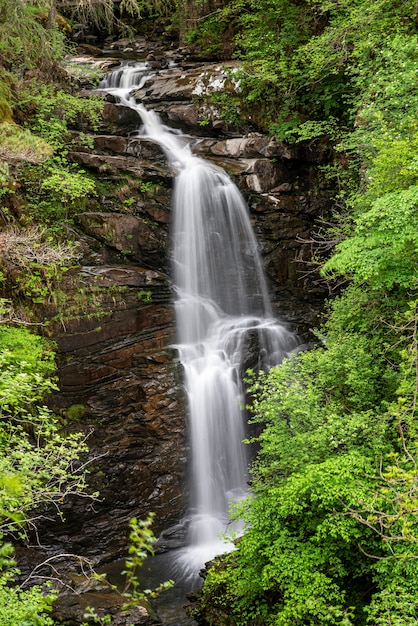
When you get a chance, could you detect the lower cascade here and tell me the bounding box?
[100,64,298,578]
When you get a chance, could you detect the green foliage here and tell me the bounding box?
[0,539,56,626]
[190,0,418,139]
[3,3,418,626]
[198,289,418,624]
[0,541,56,626]
[42,163,96,209]
[61,0,146,36]
[183,5,234,58]
[0,79,103,230]
[137,290,152,303]
[0,69,14,124]
[0,123,53,164]
[0,578,56,626]
[21,85,101,214]
[0,325,91,533]
[134,0,180,19]
[321,185,418,289]
[0,79,101,227]
[350,34,418,143]
[20,85,104,145]
[0,161,14,216]
[22,160,96,225]
[139,180,156,193]
[201,368,415,620]
[0,324,93,624]
[322,127,418,291]
[316,33,418,292]
[197,7,418,614]
[65,404,86,421]
[0,226,80,307]
[205,0,418,319]
[122,515,174,605]
[0,323,56,387]
[207,91,243,127]
[0,0,67,74]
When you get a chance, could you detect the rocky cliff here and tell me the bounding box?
[26,52,334,583]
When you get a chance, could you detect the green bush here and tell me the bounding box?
[0,573,56,626]
[0,323,95,623]
[0,325,91,535]
[0,0,66,74]
[199,307,418,623]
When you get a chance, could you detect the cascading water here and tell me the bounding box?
[99,64,298,578]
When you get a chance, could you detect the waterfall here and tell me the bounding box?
[99,64,298,576]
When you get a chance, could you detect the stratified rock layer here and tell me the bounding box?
[31,56,333,573]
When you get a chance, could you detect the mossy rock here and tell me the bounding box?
[0,99,13,123]
[0,69,14,123]
[34,10,72,34]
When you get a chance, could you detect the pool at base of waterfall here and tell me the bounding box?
[101,549,205,625]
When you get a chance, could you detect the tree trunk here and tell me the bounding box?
[47,0,58,29]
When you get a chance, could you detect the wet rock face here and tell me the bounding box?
[134,62,250,137]
[77,212,168,270]
[30,55,333,574]
[39,263,187,564]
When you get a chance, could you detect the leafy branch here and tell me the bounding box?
[82,514,174,625]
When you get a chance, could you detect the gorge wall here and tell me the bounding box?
[31,55,334,569]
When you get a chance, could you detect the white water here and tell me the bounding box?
[100,64,298,576]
